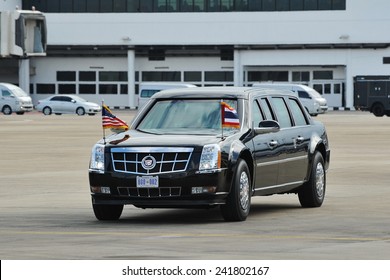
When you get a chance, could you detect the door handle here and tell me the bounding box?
[268,140,278,147]
[295,136,305,144]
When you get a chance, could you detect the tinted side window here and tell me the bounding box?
[271,97,292,128]
[288,98,308,126]
[298,91,311,99]
[51,96,62,101]
[259,98,274,120]
[2,90,12,97]
[252,100,264,127]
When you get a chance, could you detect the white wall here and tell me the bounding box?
[0,1,22,11]
[45,0,390,46]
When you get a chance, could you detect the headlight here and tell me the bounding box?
[90,144,105,172]
[199,144,221,171]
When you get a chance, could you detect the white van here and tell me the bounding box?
[0,83,33,115]
[252,83,328,116]
[138,82,197,110]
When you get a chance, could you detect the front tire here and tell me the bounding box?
[42,106,52,115]
[221,159,251,222]
[92,204,123,220]
[76,107,85,116]
[2,105,12,115]
[298,152,326,207]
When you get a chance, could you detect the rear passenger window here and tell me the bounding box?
[288,98,308,126]
[259,98,274,120]
[271,97,292,128]
[252,100,264,127]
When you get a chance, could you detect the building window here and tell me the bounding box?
[313,71,333,80]
[248,71,288,82]
[37,84,55,94]
[205,71,233,82]
[99,71,127,82]
[184,71,202,82]
[304,0,317,10]
[59,84,76,94]
[99,84,118,94]
[383,57,390,64]
[79,84,96,94]
[292,71,310,82]
[57,71,76,81]
[142,71,181,81]
[79,71,96,81]
[22,0,346,12]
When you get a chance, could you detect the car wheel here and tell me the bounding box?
[372,103,385,117]
[221,159,251,222]
[298,152,326,207]
[42,106,52,115]
[92,203,123,221]
[76,107,85,116]
[2,105,12,115]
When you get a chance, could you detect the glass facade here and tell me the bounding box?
[23,0,346,13]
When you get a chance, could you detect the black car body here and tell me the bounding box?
[89,87,330,221]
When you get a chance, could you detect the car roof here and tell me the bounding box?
[152,86,294,100]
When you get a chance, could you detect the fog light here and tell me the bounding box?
[191,186,217,194]
[90,186,111,194]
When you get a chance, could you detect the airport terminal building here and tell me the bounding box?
[1,0,390,109]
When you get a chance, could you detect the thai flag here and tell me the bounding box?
[102,105,129,130]
[221,101,240,129]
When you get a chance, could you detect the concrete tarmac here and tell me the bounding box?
[0,110,389,260]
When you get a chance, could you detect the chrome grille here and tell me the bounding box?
[118,187,181,197]
[111,147,193,175]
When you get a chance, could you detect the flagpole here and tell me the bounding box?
[102,100,106,145]
[221,99,224,139]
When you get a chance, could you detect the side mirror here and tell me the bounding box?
[254,120,280,135]
[71,99,76,103]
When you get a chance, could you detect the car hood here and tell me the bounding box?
[103,129,224,148]
[19,96,32,103]
[84,102,100,108]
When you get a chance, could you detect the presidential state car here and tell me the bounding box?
[89,87,330,222]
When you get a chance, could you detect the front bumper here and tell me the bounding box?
[89,169,231,208]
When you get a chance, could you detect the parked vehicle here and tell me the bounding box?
[36,94,101,115]
[89,87,330,222]
[252,83,328,116]
[354,76,390,117]
[0,83,33,115]
[138,82,196,110]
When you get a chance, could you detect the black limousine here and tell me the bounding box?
[89,87,330,221]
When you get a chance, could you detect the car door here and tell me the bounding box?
[61,96,76,113]
[49,96,64,113]
[270,96,309,185]
[251,98,282,190]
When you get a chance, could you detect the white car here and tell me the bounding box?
[0,83,33,115]
[36,95,101,116]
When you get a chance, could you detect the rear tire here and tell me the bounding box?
[221,159,251,222]
[298,152,326,207]
[93,204,123,220]
[372,103,385,117]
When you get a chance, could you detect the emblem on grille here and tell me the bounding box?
[141,155,157,170]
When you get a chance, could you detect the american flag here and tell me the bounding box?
[221,101,240,129]
[102,105,129,130]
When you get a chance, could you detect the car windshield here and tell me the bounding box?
[137,99,239,135]
[11,87,28,97]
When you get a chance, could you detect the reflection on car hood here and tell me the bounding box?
[104,129,222,147]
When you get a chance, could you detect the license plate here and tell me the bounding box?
[136,176,159,188]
